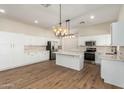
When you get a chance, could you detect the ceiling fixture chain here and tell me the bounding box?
[59,4,62,26]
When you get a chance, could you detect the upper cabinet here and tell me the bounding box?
[24,35,46,46]
[47,38,61,46]
[95,35,111,46]
[78,34,111,46]
[112,22,124,46]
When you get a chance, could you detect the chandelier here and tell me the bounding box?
[53,4,67,37]
[63,19,78,38]
[53,4,77,38]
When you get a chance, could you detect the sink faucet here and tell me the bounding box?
[111,46,117,54]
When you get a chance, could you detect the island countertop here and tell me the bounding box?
[101,54,124,62]
[54,51,84,56]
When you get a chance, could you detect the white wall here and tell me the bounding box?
[62,37,78,50]
[78,22,112,36]
[118,5,124,21]
[62,22,112,50]
[0,17,56,38]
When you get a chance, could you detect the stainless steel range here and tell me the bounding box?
[84,48,96,64]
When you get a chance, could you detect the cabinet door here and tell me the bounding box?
[10,33,25,67]
[0,43,13,71]
[41,37,46,46]
[112,22,124,46]
[79,34,111,46]
[104,35,111,46]
[96,35,105,46]
[44,51,49,60]
[24,35,30,45]
[0,32,13,70]
[95,53,101,64]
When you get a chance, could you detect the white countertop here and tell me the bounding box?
[54,51,84,56]
[101,54,124,61]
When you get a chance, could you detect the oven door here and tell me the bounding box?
[84,52,95,61]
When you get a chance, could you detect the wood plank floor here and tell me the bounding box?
[0,60,121,89]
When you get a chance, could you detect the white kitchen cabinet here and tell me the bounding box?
[96,35,111,46]
[0,32,12,70]
[0,32,24,70]
[24,51,49,65]
[24,35,47,46]
[101,59,124,88]
[112,22,124,46]
[56,52,84,71]
[95,52,102,65]
[10,33,25,67]
[47,38,60,45]
[78,36,95,46]
[41,37,47,46]
[33,37,45,45]
[78,37,85,46]
[42,51,49,61]
[24,35,32,45]
[78,34,111,46]
[0,31,50,71]
[55,39,61,46]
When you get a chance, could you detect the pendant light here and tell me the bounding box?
[53,4,67,37]
[64,19,77,38]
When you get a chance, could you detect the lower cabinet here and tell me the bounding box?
[95,53,102,65]
[24,51,49,65]
[101,59,124,88]
[0,31,50,71]
[0,51,49,71]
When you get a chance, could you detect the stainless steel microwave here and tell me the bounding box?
[85,41,96,46]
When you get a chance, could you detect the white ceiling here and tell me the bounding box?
[0,4,121,29]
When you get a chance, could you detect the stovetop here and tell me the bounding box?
[84,51,96,54]
[85,48,96,52]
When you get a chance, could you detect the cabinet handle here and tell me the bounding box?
[10,43,13,48]
[10,43,12,48]
[13,44,14,48]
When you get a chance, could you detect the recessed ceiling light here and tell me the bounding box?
[90,15,95,19]
[0,9,5,14]
[34,20,38,24]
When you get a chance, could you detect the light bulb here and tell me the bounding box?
[72,35,75,38]
[64,32,67,35]
[59,28,62,31]
[64,29,67,33]
[54,29,57,32]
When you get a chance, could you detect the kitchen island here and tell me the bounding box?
[55,51,84,71]
[101,54,124,88]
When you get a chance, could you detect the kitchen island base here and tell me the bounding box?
[56,52,84,71]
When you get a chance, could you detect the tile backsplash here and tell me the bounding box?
[24,45,46,53]
[79,46,117,55]
[24,45,124,55]
[120,46,124,55]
